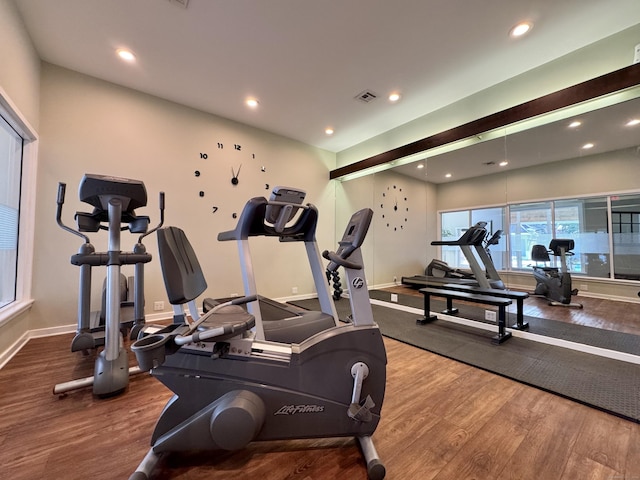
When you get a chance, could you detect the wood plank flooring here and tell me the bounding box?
[1,292,639,479]
[386,284,640,337]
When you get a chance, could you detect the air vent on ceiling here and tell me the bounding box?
[355,90,379,103]
[167,0,189,8]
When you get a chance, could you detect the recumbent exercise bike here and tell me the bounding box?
[129,205,387,479]
[530,239,583,308]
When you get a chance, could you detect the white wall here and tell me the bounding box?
[0,0,41,358]
[337,169,435,286]
[437,148,640,211]
[0,0,40,130]
[27,63,336,332]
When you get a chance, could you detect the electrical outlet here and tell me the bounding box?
[390,293,398,303]
[634,43,640,64]
[393,276,397,283]
[153,301,165,311]
[292,286,298,294]
[485,310,497,322]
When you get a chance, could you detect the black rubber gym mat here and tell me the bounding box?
[288,296,640,423]
[367,290,640,356]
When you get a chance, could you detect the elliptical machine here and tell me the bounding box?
[530,239,583,308]
[55,174,164,396]
[129,208,386,480]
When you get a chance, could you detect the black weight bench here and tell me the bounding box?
[423,283,529,331]
[418,287,513,344]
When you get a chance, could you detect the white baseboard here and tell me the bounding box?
[0,323,75,370]
[0,314,174,371]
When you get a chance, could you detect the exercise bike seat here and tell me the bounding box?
[157,226,335,345]
[531,244,559,274]
[262,311,335,344]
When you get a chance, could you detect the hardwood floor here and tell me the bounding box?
[1,293,639,480]
[386,284,640,337]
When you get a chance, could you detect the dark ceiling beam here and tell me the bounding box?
[330,63,640,180]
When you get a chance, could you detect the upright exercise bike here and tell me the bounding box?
[55,174,164,396]
[129,207,386,480]
[530,239,583,308]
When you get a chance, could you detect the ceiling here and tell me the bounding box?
[392,94,640,183]
[12,0,640,155]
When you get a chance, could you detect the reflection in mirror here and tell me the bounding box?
[611,194,640,281]
[337,82,640,349]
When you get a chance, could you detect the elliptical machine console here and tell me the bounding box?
[129,207,387,480]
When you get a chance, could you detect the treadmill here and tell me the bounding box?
[402,222,505,290]
[215,186,339,342]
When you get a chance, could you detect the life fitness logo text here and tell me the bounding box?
[352,277,364,289]
[274,404,325,415]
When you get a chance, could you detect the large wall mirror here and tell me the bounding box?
[333,64,640,349]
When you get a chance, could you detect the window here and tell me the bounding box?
[439,207,506,270]
[508,202,553,269]
[0,87,37,325]
[611,194,640,280]
[440,194,638,281]
[0,114,23,308]
[555,197,609,278]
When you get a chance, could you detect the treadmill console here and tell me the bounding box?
[335,208,373,259]
[266,186,306,233]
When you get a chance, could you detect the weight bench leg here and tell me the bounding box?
[492,305,512,344]
[511,299,529,331]
[441,297,459,315]
[417,294,437,324]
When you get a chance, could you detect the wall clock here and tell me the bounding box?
[194,140,269,219]
[380,185,408,231]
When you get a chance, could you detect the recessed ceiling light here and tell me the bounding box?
[626,119,640,126]
[582,143,594,149]
[568,120,582,128]
[417,164,424,169]
[509,22,532,38]
[325,127,334,135]
[116,48,136,62]
[499,160,509,167]
[445,173,452,178]
[246,98,259,108]
[388,92,401,102]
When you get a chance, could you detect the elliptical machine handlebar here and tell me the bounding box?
[56,182,90,243]
[138,191,165,243]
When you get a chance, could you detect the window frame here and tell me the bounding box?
[438,191,640,282]
[0,86,38,327]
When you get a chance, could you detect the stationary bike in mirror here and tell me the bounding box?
[530,239,583,308]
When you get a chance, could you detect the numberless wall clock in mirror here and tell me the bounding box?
[380,185,408,231]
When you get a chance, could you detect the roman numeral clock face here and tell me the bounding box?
[193,140,270,219]
[381,185,408,231]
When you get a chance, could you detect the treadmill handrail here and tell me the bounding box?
[431,225,486,246]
